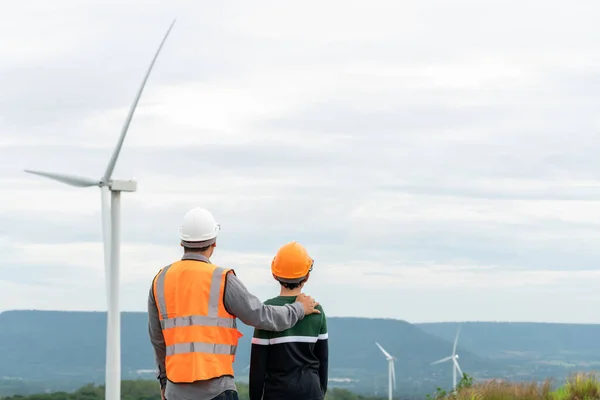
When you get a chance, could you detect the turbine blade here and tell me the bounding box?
[431,356,453,365]
[102,19,176,183]
[375,342,393,360]
[391,360,396,390]
[454,358,464,378]
[24,170,100,187]
[452,326,461,356]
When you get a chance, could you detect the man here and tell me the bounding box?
[148,207,321,400]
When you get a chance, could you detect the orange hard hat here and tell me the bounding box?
[271,241,313,283]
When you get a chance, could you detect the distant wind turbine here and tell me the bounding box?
[24,20,176,400]
[431,326,464,391]
[375,342,396,400]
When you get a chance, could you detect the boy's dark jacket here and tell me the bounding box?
[249,295,328,400]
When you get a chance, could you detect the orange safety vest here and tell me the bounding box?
[152,253,243,383]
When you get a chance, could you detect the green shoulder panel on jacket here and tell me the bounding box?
[252,295,326,340]
[252,327,271,339]
[319,305,327,334]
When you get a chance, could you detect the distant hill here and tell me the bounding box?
[417,322,600,384]
[0,311,493,397]
[417,322,600,360]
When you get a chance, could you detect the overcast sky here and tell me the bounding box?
[2,0,600,323]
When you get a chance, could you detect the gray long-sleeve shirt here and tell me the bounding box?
[148,255,306,400]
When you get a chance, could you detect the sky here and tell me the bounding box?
[1,0,600,323]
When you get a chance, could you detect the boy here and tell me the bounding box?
[249,241,329,400]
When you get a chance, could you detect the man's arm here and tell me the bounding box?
[314,306,329,395]
[249,329,269,400]
[147,284,167,390]
[224,272,306,331]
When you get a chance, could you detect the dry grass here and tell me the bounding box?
[436,372,600,400]
[450,379,554,400]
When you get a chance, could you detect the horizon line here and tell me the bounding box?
[1,309,600,325]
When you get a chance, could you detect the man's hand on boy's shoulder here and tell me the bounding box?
[296,293,321,315]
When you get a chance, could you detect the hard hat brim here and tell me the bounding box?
[275,275,308,284]
[181,237,216,248]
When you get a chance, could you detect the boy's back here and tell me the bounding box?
[249,295,328,400]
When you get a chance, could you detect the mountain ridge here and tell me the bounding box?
[0,310,492,396]
[2,310,599,397]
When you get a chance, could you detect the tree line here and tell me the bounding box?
[0,380,387,400]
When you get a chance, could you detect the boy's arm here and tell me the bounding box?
[249,328,270,400]
[224,271,307,331]
[314,306,329,395]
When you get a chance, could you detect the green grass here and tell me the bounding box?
[428,372,600,400]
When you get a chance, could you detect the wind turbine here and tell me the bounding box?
[431,326,464,391]
[24,20,176,400]
[375,342,396,400]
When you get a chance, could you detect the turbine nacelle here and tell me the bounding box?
[109,179,137,192]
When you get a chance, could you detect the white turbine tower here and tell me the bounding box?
[375,342,396,400]
[431,326,464,391]
[23,20,176,400]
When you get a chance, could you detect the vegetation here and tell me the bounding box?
[427,372,600,400]
[2,375,600,400]
[0,380,386,400]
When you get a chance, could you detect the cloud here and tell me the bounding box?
[3,236,600,322]
[2,0,600,322]
[3,236,600,323]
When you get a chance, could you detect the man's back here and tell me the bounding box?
[249,296,329,400]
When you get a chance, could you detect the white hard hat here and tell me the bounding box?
[179,207,221,248]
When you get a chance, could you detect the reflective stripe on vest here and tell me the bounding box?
[153,257,241,382]
[166,342,237,356]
